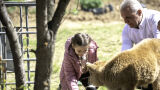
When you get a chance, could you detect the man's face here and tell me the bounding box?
[121,8,142,28]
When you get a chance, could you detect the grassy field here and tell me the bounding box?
[51,20,124,90]
[2,19,141,90]
[2,5,125,90]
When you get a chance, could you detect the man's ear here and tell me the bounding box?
[137,9,142,16]
[86,62,96,72]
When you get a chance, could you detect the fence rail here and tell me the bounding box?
[4,1,36,7]
[0,1,36,90]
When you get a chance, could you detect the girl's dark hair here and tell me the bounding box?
[71,33,91,46]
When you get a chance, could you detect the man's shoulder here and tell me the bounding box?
[143,8,160,16]
[123,24,131,31]
[144,8,158,12]
[143,8,160,25]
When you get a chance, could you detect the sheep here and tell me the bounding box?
[86,38,160,90]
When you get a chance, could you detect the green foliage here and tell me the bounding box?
[80,0,102,10]
[4,0,25,2]
[7,7,17,15]
[71,8,79,15]
[29,8,36,14]
[66,8,79,15]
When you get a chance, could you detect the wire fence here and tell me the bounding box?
[0,1,36,90]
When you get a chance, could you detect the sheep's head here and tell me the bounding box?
[86,62,103,86]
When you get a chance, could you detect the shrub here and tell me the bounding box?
[80,0,102,10]
[4,0,25,2]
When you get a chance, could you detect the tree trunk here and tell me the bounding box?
[0,1,26,90]
[34,0,70,89]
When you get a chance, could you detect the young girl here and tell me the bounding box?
[60,33,98,90]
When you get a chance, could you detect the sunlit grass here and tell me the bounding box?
[2,21,125,90]
[51,21,124,90]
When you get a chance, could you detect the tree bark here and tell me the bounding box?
[0,1,26,90]
[48,0,70,32]
[47,0,55,21]
[34,0,70,90]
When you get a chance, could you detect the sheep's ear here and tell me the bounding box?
[86,62,96,72]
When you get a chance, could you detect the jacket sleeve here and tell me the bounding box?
[88,40,99,63]
[94,44,98,62]
[150,13,160,39]
[63,53,79,90]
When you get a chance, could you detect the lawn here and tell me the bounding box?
[51,20,124,90]
[2,19,141,90]
[0,19,124,90]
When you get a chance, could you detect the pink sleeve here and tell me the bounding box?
[63,54,79,90]
[88,40,99,63]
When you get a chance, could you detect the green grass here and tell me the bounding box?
[2,21,125,90]
[51,21,124,90]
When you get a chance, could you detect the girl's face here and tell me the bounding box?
[72,44,89,57]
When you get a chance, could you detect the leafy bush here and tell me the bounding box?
[4,0,25,2]
[80,0,102,10]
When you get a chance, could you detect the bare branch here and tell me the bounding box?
[48,0,70,33]
[0,1,26,90]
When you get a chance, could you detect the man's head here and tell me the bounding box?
[120,0,143,28]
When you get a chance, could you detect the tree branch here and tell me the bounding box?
[47,0,55,21]
[0,1,26,90]
[48,0,70,33]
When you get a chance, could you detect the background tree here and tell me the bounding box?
[0,0,26,90]
[34,0,70,89]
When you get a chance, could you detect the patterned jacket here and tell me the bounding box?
[60,37,98,90]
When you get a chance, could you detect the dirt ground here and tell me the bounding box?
[63,0,123,22]
[9,0,160,26]
[62,0,160,23]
